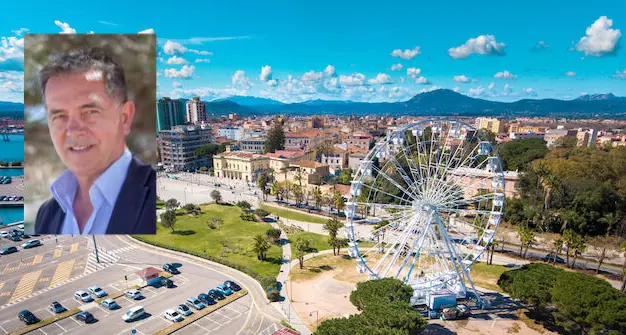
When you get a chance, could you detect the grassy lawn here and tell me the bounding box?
[136,204,281,278]
[468,261,509,292]
[260,204,328,224]
[287,231,333,259]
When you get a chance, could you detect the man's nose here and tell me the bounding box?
[65,115,87,135]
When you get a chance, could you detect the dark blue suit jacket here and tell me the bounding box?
[34,156,156,235]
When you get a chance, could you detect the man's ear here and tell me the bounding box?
[121,100,135,136]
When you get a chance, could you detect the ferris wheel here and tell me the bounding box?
[344,119,505,307]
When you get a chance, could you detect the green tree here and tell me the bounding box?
[294,237,310,269]
[497,138,548,171]
[312,187,323,210]
[194,143,226,167]
[563,229,578,267]
[517,224,536,258]
[497,263,562,311]
[333,190,346,213]
[236,200,252,211]
[165,198,180,211]
[266,228,282,244]
[264,124,285,153]
[337,169,353,185]
[254,208,270,219]
[349,278,414,311]
[570,234,587,269]
[588,235,620,274]
[552,237,564,265]
[252,234,271,260]
[160,210,177,233]
[257,172,268,201]
[323,218,345,255]
[210,189,222,204]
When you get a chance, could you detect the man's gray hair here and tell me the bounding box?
[39,48,128,103]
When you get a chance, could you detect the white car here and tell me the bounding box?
[88,286,107,298]
[17,225,24,230]
[122,306,145,322]
[74,290,93,302]
[163,309,184,322]
[124,289,142,300]
[0,231,8,238]
[177,304,193,316]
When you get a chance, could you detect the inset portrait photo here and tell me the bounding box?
[24,34,157,235]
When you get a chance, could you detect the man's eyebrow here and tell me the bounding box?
[48,108,66,116]
[79,102,104,109]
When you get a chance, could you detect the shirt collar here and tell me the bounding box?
[50,147,133,210]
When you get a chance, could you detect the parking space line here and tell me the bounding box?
[9,269,42,303]
[143,287,157,294]
[54,321,66,332]
[49,259,75,287]
[193,322,213,333]
[95,304,110,316]
[70,243,79,254]
[38,327,47,335]
[53,248,63,259]
[32,254,44,265]
[70,315,82,326]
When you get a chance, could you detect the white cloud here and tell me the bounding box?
[448,35,505,59]
[564,71,576,77]
[534,40,550,50]
[488,82,495,90]
[524,87,537,96]
[188,49,212,55]
[494,70,518,79]
[138,28,155,34]
[339,73,366,86]
[166,56,188,65]
[367,73,393,85]
[453,86,460,92]
[266,79,278,87]
[613,69,626,79]
[163,41,187,55]
[195,58,211,63]
[88,31,95,34]
[391,63,403,71]
[576,16,622,56]
[391,46,421,60]
[260,65,273,82]
[98,20,118,26]
[302,70,323,82]
[453,75,470,83]
[399,77,405,83]
[503,83,512,93]
[232,70,252,89]
[0,71,24,101]
[11,28,29,36]
[406,67,421,78]
[415,76,429,85]
[54,20,76,34]
[172,81,182,88]
[164,65,195,79]
[468,86,485,96]
[0,35,24,71]
[324,65,336,77]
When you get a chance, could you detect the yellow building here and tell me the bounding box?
[213,151,269,182]
[475,117,504,134]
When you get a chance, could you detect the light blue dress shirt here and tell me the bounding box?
[50,147,132,235]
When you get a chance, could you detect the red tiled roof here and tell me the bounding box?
[286,129,324,138]
[292,160,327,169]
[135,267,160,278]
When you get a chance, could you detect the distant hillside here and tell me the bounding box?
[213,89,626,118]
[0,102,24,119]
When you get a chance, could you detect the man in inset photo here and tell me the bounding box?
[34,47,156,234]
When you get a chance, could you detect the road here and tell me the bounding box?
[0,234,284,335]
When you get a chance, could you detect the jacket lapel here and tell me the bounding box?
[106,157,151,234]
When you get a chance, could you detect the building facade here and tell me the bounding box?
[186,97,207,124]
[544,128,577,147]
[240,137,267,153]
[218,126,244,141]
[156,97,186,134]
[213,151,269,182]
[285,130,325,150]
[158,125,213,171]
[475,117,504,134]
[344,131,372,150]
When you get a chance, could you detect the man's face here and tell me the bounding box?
[45,70,134,180]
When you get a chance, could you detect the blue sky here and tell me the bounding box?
[1,0,625,103]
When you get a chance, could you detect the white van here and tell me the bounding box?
[122,306,145,322]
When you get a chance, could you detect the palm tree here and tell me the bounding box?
[333,190,345,213]
[323,218,345,255]
[294,237,310,269]
[252,234,271,260]
[535,163,559,211]
[552,237,564,265]
[313,187,323,210]
[599,213,620,237]
[563,229,577,268]
[570,235,587,269]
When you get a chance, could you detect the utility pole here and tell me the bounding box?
[92,235,100,263]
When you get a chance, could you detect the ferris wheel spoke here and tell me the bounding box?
[427,132,473,203]
[378,215,424,278]
[351,201,412,211]
[438,192,497,208]
[398,131,424,186]
[437,207,496,217]
[370,163,418,202]
[359,182,414,206]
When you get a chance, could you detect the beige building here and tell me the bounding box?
[213,151,269,182]
[240,137,267,153]
[321,147,348,174]
[285,129,326,151]
[475,117,504,134]
[186,97,207,124]
[450,168,519,199]
[344,131,372,150]
[264,149,306,177]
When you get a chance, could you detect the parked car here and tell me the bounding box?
[163,309,184,322]
[122,306,145,322]
[216,284,233,296]
[74,290,93,302]
[198,293,216,306]
[160,277,174,288]
[0,246,18,255]
[0,231,8,238]
[75,311,96,323]
[124,289,142,300]
[177,304,192,316]
[224,280,242,292]
[22,240,41,249]
[163,263,180,274]
[542,253,565,264]
[17,224,24,230]
[49,301,66,314]
[88,286,107,298]
[208,289,225,300]
[101,298,119,310]
[8,235,20,242]
[186,297,205,310]
[18,310,38,325]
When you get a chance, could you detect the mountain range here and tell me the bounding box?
[3,90,626,119]
[204,89,626,118]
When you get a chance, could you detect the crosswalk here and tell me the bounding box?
[9,270,42,303]
[83,248,121,275]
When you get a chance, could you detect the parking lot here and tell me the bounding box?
[0,237,259,335]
